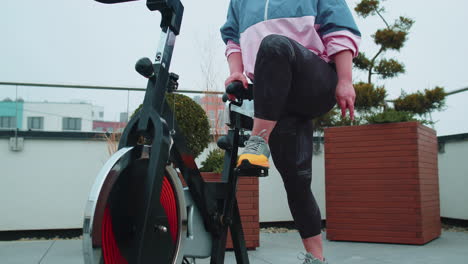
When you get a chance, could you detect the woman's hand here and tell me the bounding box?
[225,52,248,100]
[225,72,248,89]
[225,72,248,101]
[335,79,356,120]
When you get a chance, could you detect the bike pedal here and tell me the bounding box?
[236,160,269,177]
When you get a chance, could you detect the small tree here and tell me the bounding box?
[315,0,446,130]
[354,0,414,84]
[199,149,224,174]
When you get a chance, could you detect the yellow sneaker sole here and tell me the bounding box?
[237,154,269,169]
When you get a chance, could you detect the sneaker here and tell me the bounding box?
[298,253,328,264]
[237,135,270,169]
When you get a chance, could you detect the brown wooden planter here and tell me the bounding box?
[179,172,259,249]
[324,122,441,245]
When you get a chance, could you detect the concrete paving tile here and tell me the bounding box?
[39,240,83,264]
[0,231,466,264]
[0,240,53,264]
[323,231,468,264]
[193,251,271,264]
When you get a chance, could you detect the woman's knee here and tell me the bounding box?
[258,34,295,59]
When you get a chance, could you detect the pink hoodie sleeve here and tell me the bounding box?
[225,40,242,57]
[322,30,361,58]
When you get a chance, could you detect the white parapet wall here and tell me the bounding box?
[0,133,467,231]
[437,136,468,220]
[0,134,109,231]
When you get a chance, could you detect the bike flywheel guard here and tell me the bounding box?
[83,146,187,264]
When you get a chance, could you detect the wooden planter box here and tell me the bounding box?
[324,122,441,245]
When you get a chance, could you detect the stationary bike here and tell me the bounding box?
[82,1,267,263]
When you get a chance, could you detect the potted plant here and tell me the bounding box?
[322,0,445,245]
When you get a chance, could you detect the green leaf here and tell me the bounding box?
[373,29,407,51]
[394,16,414,31]
[374,59,405,79]
[353,53,372,71]
[394,87,446,115]
[200,149,224,173]
[355,0,381,18]
[366,109,417,124]
[354,82,387,111]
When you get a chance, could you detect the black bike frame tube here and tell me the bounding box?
[118,29,176,148]
[137,111,173,263]
[138,29,175,132]
[161,100,217,233]
[210,128,249,264]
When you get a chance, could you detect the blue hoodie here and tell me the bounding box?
[220,0,361,79]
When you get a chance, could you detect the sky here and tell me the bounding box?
[1,0,467,136]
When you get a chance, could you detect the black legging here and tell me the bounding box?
[253,34,337,238]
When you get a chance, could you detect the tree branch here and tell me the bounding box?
[368,47,385,84]
[376,9,390,29]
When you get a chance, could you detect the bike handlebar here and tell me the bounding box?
[222,81,254,104]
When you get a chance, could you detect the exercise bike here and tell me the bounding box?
[82,1,267,263]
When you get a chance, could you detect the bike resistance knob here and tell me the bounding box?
[135,57,155,78]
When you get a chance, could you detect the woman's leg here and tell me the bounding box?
[246,34,337,142]
[269,117,324,260]
[251,118,276,143]
[302,235,324,261]
[251,35,338,261]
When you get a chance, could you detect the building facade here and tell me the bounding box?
[0,101,24,130]
[199,94,227,135]
[0,100,107,132]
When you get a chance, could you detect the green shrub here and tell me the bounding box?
[354,82,387,112]
[394,87,446,115]
[132,93,210,158]
[365,109,416,124]
[313,107,363,131]
[199,149,224,173]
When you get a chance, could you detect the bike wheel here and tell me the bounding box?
[83,146,187,264]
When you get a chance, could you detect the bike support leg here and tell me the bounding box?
[230,200,250,263]
[210,128,250,264]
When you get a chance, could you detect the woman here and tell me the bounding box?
[221,0,360,263]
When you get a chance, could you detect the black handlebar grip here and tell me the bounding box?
[222,93,229,103]
[226,81,244,95]
[135,58,155,78]
[225,81,254,101]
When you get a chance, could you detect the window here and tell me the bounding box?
[0,116,16,129]
[62,117,82,131]
[99,112,104,118]
[27,117,44,130]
